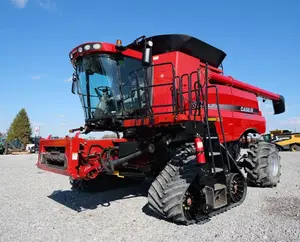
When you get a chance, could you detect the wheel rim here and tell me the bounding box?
[228,174,246,203]
[182,183,204,221]
[291,145,300,152]
[269,155,279,177]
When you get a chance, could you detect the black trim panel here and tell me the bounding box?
[127,34,226,68]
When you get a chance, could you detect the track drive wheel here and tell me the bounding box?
[226,173,247,203]
[147,143,204,225]
[242,141,281,187]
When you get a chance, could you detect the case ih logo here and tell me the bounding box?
[190,102,257,114]
[240,106,254,113]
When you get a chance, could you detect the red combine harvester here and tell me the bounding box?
[37,34,285,225]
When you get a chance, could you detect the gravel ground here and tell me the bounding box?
[0,152,299,242]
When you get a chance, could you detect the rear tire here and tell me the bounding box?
[243,141,281,187]
[290,144,300,152]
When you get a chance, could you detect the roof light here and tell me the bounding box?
[78,47,83,53]
[93,43,101,49]
[84,45,91,51]
[116,39,122,46]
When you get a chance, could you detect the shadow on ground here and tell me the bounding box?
[48,180,151,212]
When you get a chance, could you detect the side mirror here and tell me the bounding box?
[142,40,153,66]
[71,73,78,94]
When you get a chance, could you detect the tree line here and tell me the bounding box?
[2,108,32,146]
[0,109,122,147]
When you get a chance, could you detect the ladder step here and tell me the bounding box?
[214,167,223,173]
[214,183,226,191]
[206,136,218,139]
[208,152,221,156]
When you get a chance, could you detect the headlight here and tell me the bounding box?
[78,47,83,53]
[84,45,91,51]
[93,43,101,50]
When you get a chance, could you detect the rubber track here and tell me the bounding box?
[162,156,201,225]
[148,142,247,225]
[147,162,178,217]
[147,143,198,222]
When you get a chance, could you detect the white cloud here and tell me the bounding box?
[11,0,28,8]
[38,0,56,10]
[32,75,41,80]
[58,114,67,126]
[64,76,72,82]
[32,122,45,127]
[281,117,300,125]
[259,100,274,116]
[264,103,272,109]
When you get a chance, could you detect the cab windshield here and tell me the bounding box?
[75,53,147,120]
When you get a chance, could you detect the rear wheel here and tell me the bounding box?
[242,141,281,187]
[290,144,300,152]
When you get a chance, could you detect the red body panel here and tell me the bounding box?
[122,51,267,142]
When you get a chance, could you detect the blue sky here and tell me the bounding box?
[1,0,299,137]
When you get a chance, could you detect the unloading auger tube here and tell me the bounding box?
[209,72,285,114]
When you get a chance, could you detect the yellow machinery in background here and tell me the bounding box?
[263,129,300,151]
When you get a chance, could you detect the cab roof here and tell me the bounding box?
[126,34,227,68]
